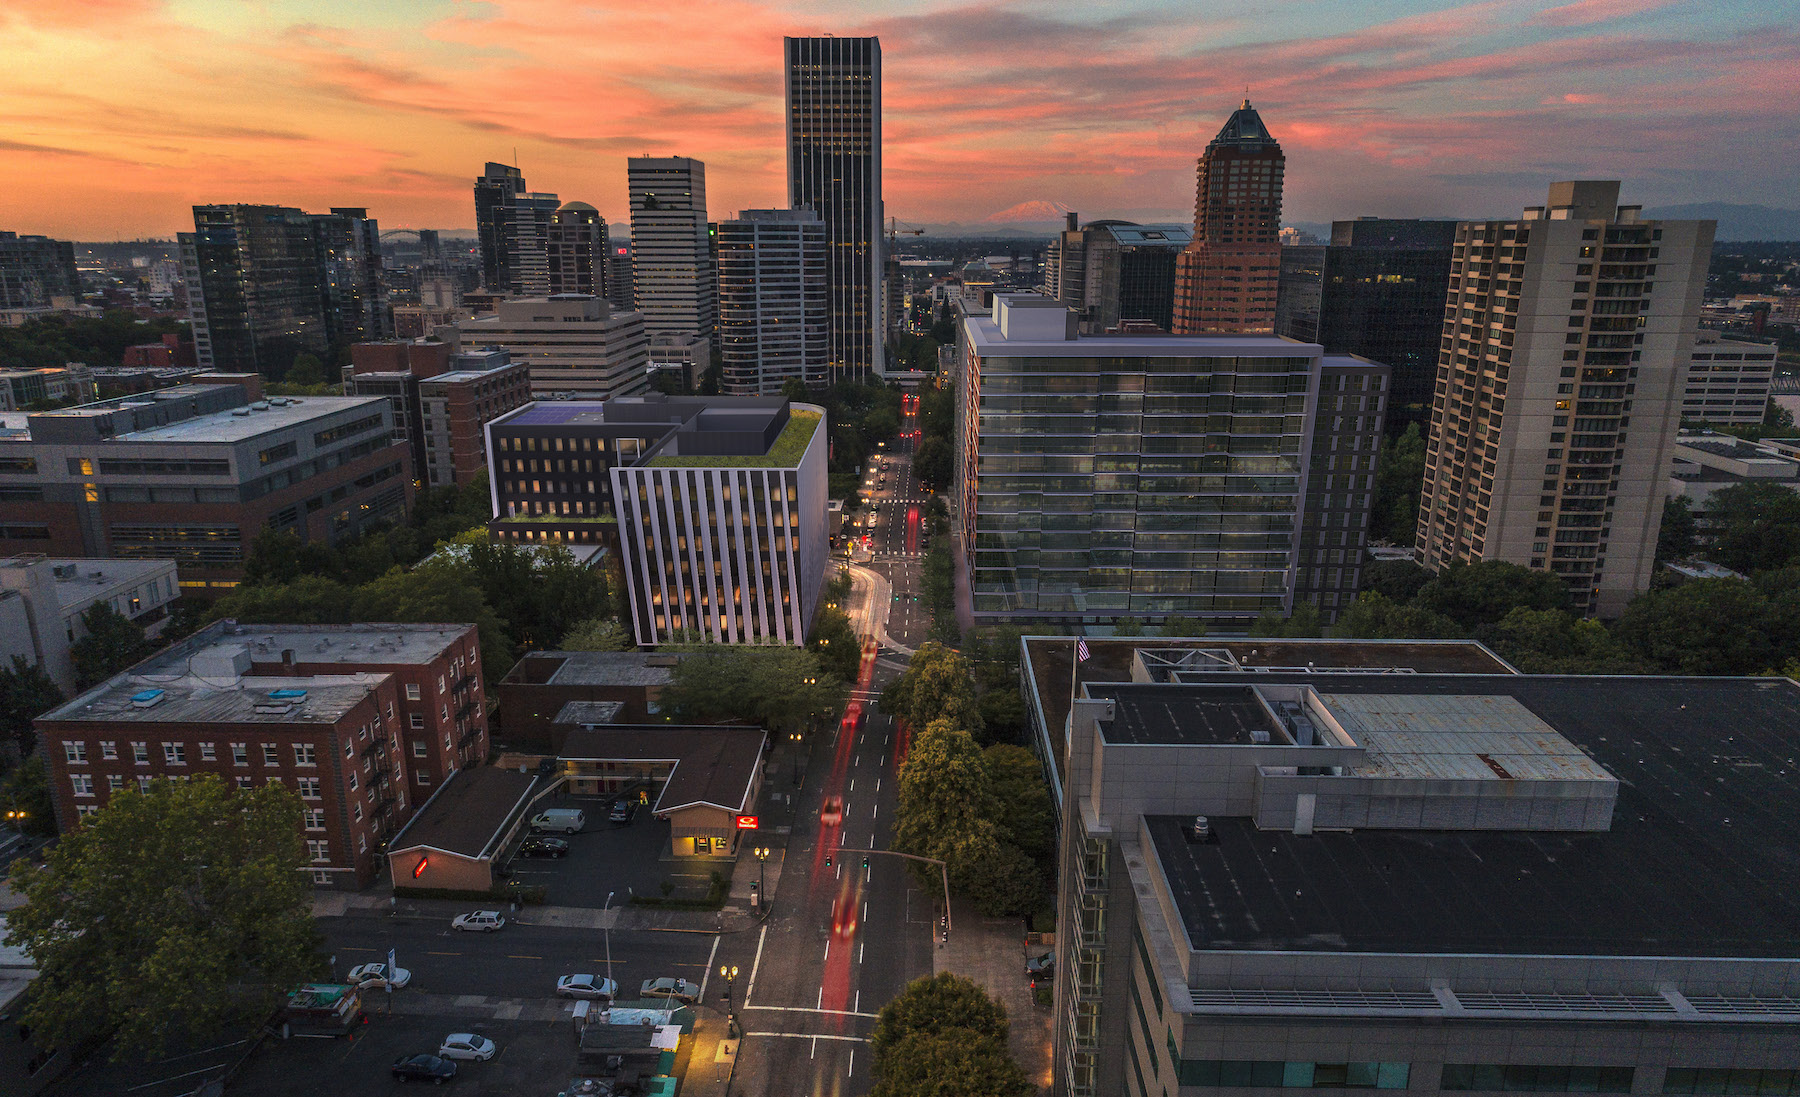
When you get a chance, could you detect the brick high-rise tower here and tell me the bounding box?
[1172,100,1284,334]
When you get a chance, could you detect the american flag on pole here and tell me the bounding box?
[1076,636,1090,663]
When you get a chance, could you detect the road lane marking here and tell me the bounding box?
[338,946,378,953]
[817,986,824,1009]
[747,925,767,1001]
[859,941,864,964]
[850,1047,856,1076]
[854,989,860,1014]
[812,1036,817,1059]
[849,778,854,791]
[746,1032,868,1042]
[698,933,719,1005]
[743,1005,881,1019]
[875,777,881,792]
[872,802,879,821]
[506,954,543,960]
[426,951,462,956]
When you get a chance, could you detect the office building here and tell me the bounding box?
[604,230,634,313]
[181,205,388,374]
[1276,219,1458,433]
[1019,634,1800,1097]
[36,621,489,888]
[0,231,82,309]
[473,162,560,296]
[0,556,180,692]
[546,202,611,298]
[716,209,828,394]
[486,395,828,645]
[1683,328,1776,425]
[1172,101,1284,334]
[785,36,883,378]
[1668,429,1800,525]
[628,158,715,344]
[1415,181,1713,617]
[0,384,410,591]
[456,295,649,399]
[347,339,531,488]
[497,650,680,749]
[1045,215,1194,334]
[957,294,1325,628]
[0,365,96,410]
[1295,355,1390,621]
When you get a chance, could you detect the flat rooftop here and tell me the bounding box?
[42,671,383,726]
[114,396,385,444]
[389,766,539,859]
[1088,684,1280,746]
[0,557,175,611]
[220,622,472,666]
[507,651,679,688]
[964,311,1322,358]
[1146,673,1800,957]
[1325,693,1613,782]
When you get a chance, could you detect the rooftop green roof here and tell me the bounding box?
[648,408,821,468]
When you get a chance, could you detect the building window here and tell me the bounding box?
[353,803,363,822]
[409,713,424,729]
[307,839,329,863]
[312,869,333,885]
[133,741,149,764]
[297,777,321,799]
[406,683,422,701]
[294,743,317,766]
[232,743,248,765]
[263,744,279,765]
[77,804,99,819]
[238,776,254,790]
[71,773,94,796]
[138,775,153,793]
[108,774,124,791]
[1179,1061,1410,1089]
[164,743,186,765]
[304,809,325,830]
[200,742,216,761]
[1442,1066,1631,1093]
[412,740,427,757]
[416,771,431,786]
[100,740,117,760]
[1665,1070,1795,1095]
[64,742,87,764]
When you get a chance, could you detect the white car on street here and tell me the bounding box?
[438,1033,497,1061]
[556,974,618,1000]
[346,962,411,990]
[451,910,506,932]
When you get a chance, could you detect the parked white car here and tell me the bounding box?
[346,962,411,990]
[438,1033,497,1061]
[556,974,618,1000]
[451,910,506,932]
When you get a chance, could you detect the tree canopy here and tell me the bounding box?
[870,974,1030,1097]
[1411,561,1571,630]
[658,645,846,733]
[5,776,321,1058]
[1706,481,1800,574]
[882,642,980,735]
[0,655,64,757]
[71,604,157,688]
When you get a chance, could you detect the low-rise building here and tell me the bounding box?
[498,650,678,750]
[0,384,410,592]
[558,724,766,857]
[0,555,180,692]
[0,365,96,410]
[347,339,531,489]
[36,620,489,888]
[1668,429,1800,520]
[385,765,544,893]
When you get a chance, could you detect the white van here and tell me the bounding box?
[530,808,586,834]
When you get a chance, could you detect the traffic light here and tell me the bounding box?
[825,855,833,868]
[862,857,870,869]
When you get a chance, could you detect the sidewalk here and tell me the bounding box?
[934,896,1054,1094]
[311,891,764,935]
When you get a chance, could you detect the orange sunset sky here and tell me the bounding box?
[3,0,1795,239]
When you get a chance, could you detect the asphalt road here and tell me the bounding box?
[711,643,934,1096]
[859,395,932,650]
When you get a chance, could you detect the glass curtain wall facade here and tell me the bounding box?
[785,36,882,379]
[962,342,1317,625]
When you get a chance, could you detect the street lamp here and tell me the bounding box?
[719,964,741,1038]
[4,809,25,840]
[603,891,615,986]
[753,847,770,912]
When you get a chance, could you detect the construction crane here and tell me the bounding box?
[886,216,924,248]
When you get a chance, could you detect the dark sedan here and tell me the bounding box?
[392,1053,457,1083]
[517,836,570,858]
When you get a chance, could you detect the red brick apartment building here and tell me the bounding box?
[36,620,488,889]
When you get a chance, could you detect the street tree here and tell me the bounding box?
[912,436,952,489]
[0,655,64,757]
[1333,592,1464,640]
[1371,424,1426,544]
[70,604,157,688]
[5,776,321,1058]
[1706,481,1800,574]
[0,753,55,837]
[561,617,634,652]
[1487,607,1649,674]
[871,974,1030,1097]
[893,718,997,887]
[1112,616,1144,637]
[808,607,861,682]
[1657,496,1699,564]
[1248,602,1323,638]
[983,744,1055,868]
[1159,615,1207,638]
[882,642,980,733]
[1616,578,1777,675]
[660,645,846,733]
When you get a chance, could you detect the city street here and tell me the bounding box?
[853,393,932,651]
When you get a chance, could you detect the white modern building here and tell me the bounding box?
[0,555,179,691]
[1682,328,1777,425]
[456,295,650,399]
[717,209,828,395]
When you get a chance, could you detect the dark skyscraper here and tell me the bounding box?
[628,157,715,344]
[1172,100,1284,334]
[181,204,387,374]
[473,162,559,295]
[1275,218,1457,433]
[1044,218,1193,334]
[546,202,610,298]
[785,35,883,379]
[0,231,82,309]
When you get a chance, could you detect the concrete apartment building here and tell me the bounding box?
[1018,636,1800,1097]
[0,555,180,692]
[1045,216,1194,335]
[956,294,1382,629]
[456,295,650,399]
[546,202,612,299]
[0,365,97,410]
[0,384,410,592]
[1682,329,1777,425]
[1416,181,1713,617]
[473,162,560,296]
[36,620,490,889]
[345,339,532,489]
[485,395,830,645]
[1276,219,1458,433]
[1294,355,1390,621]
[0,231,81,310]
[785,36,884,379]
[1173,101,1285,335]
[716,209,829,394]
[628,157,716,346]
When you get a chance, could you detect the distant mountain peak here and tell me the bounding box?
[982,200,1074,224]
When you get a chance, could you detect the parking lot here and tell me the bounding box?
[502,795,732,908]
[231,1011,581,1097]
